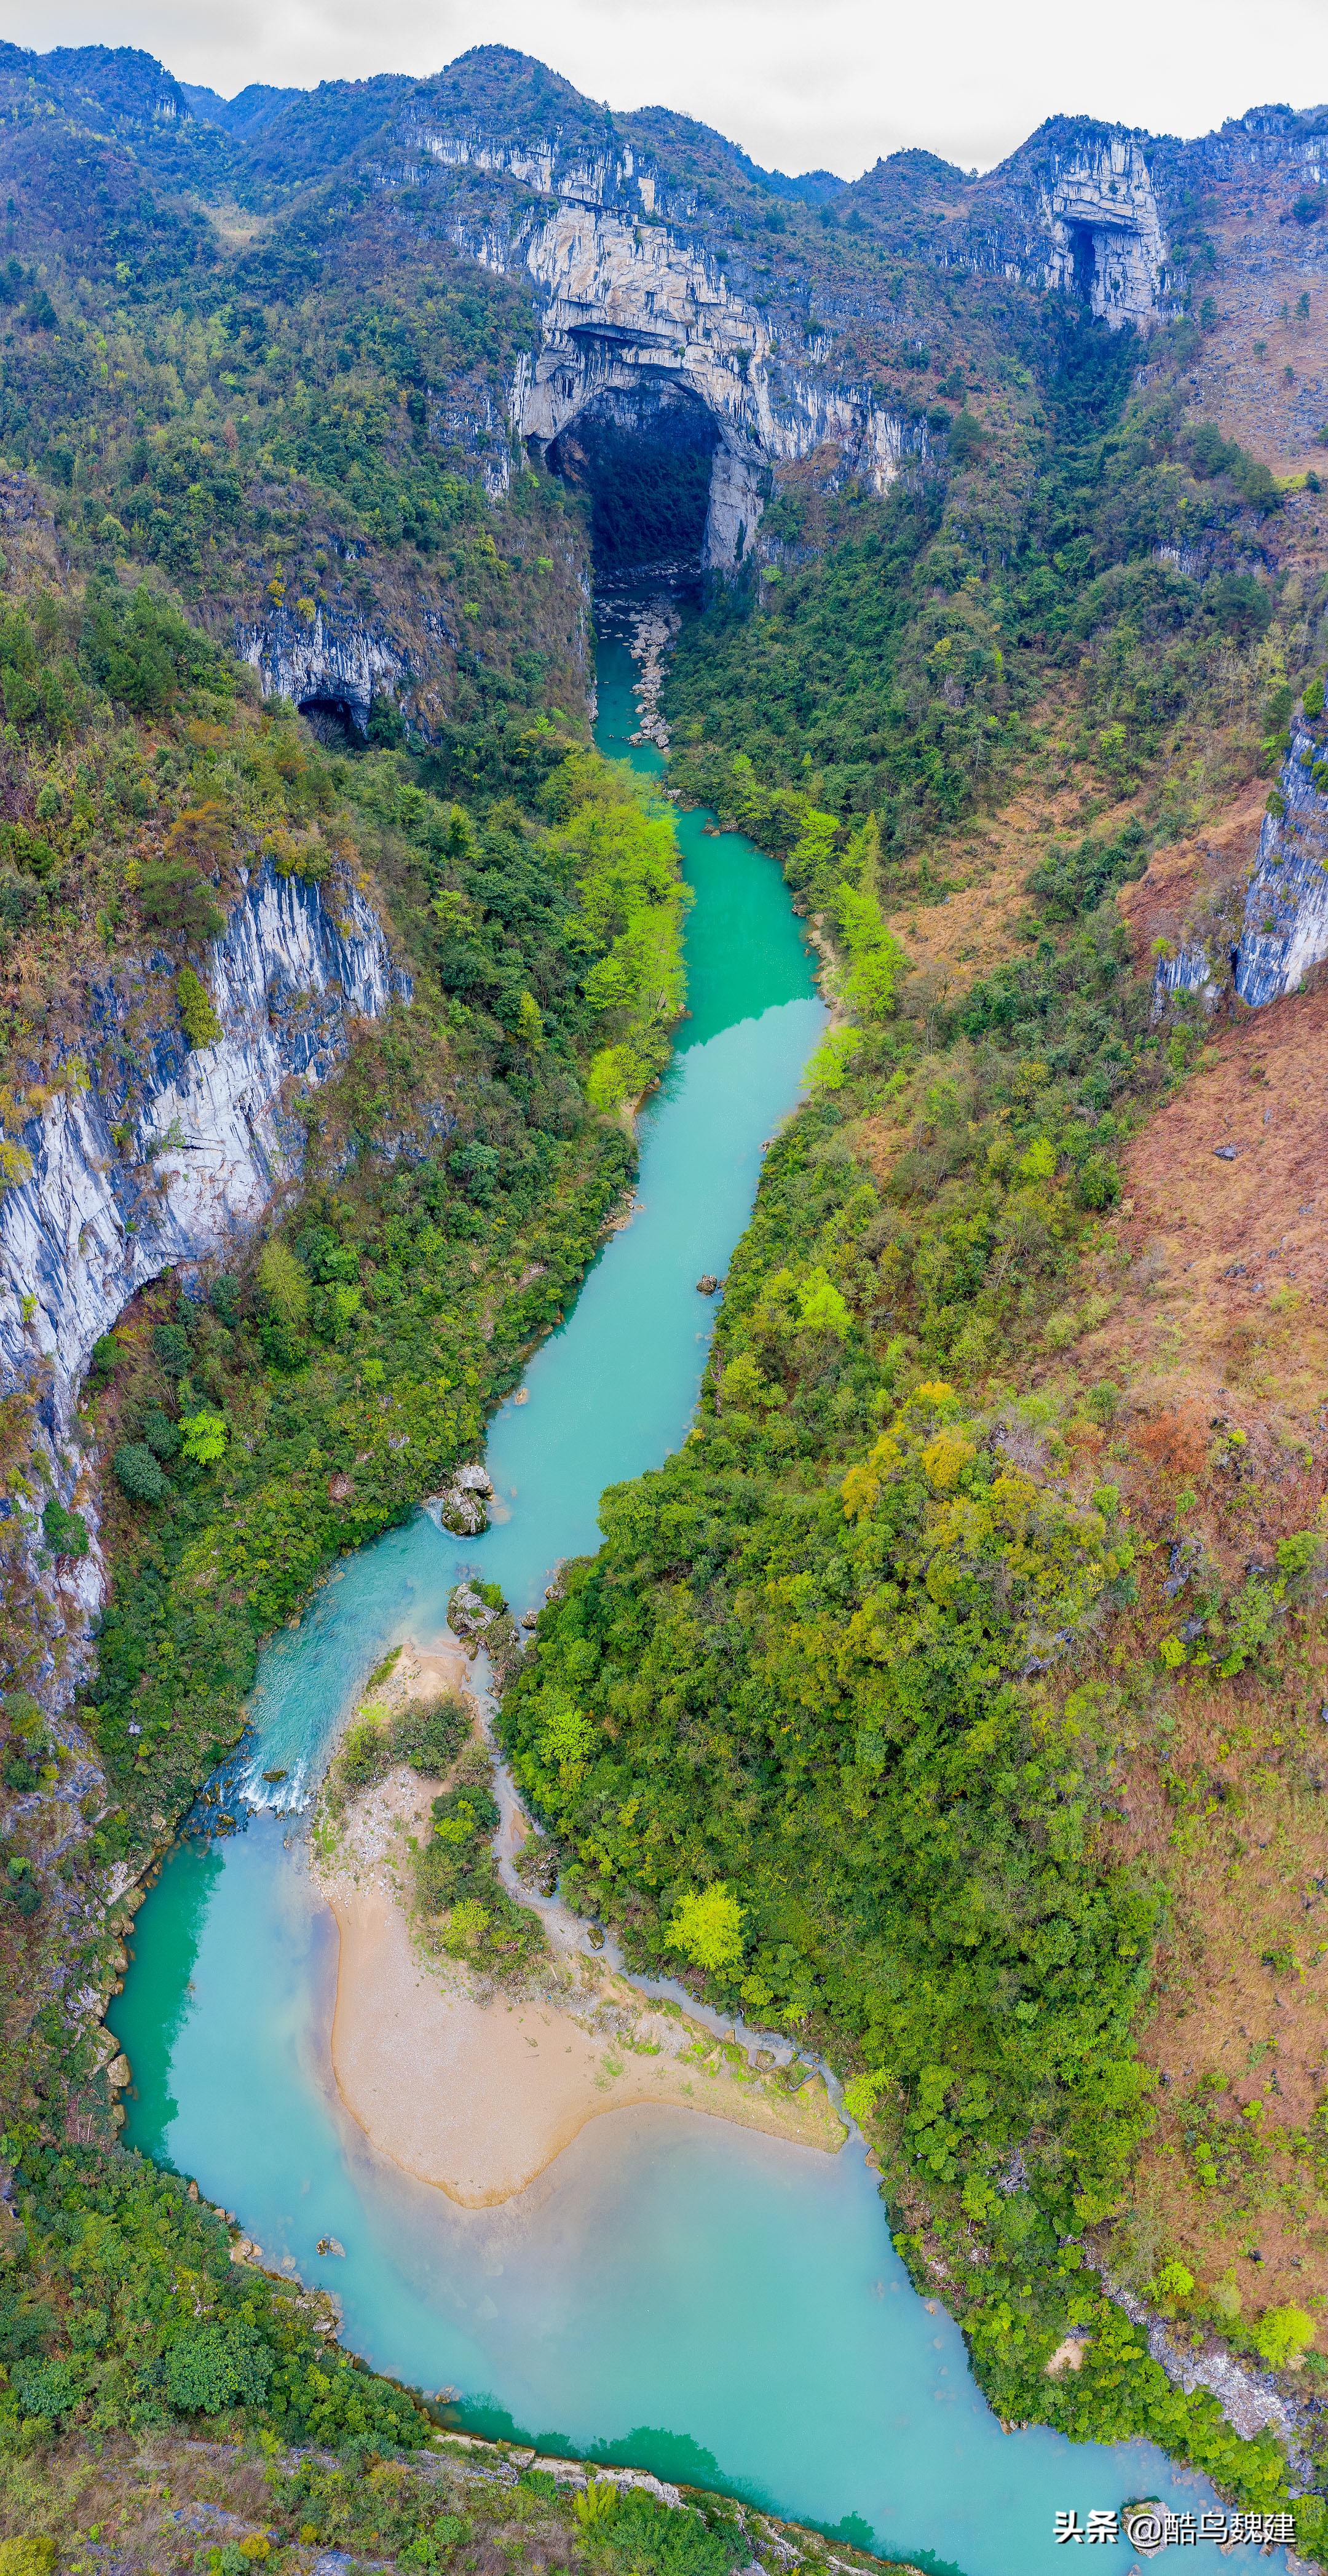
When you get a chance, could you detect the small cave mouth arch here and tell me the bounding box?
[299,692,366,747]
[545,383,721,571]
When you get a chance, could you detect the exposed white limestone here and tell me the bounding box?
[0,865,406,1453]
[508,204,923,569]
[236,605,410,731]
[1043,136,1168,328]
[1236,727,1328,1005]
[1152,943,1222,1017]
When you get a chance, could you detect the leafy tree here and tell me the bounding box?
[668,1884,746,1973]
[1251,2305,1315,2369]
[138,858,226,944]
[178,964,223,1047]
[164,2318,274,2412]
[141,1405,181,1460]
[114,1441,170,1504]
[152,1321,192,1376]
[4,1856,41,1917]
[180,1409,227,1464]
[797,1267,851,1336]
[257,1239,310,1329]
[947,408,989,464]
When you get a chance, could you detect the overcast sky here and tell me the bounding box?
[6,0,1328,178]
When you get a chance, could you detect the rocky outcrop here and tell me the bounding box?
[957,124,1174,327]
[1042,135,1169,327]
[366,85,1328,565]
[236,603,413,734]
[0,863,407,1453]
[1100,2269,1293,2447]
[1235,729,1328,1006]
[435,1464,494,1537]
[946,106,1328,331]
[371,103,937,568]
[596,584,681,749]
[1152,943,1223,1016]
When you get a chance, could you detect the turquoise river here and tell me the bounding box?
[110,585,1268,2576]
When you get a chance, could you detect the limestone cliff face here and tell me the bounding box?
[1235,731,1328,1007]
[368,95,1316,582]
[959,126,1174,328]
[389,109,933,569]
[0,865,407,1467]
[960,105,1328,335]
[510,202,927,567]
[1041,137,1169,327]
[1139,731,1328,1016]
[235,602,415,735]
[395,101,1206,566]
[1152,942,1223,1017]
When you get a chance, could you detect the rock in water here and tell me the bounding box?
[448,1580,503,1639]
[437,1457,495,1534]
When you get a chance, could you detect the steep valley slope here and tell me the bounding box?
[3,41,1328,2566]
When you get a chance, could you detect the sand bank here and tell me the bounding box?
[314,1646,846,2206]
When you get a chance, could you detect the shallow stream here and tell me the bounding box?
[111,578,1260,2576]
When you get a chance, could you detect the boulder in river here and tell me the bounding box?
[448,1581,504,1639]
[437,1461,494,1535]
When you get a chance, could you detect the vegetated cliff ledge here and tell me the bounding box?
[0,860,408,1666]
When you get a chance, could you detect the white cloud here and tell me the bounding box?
[4,0,1328,178]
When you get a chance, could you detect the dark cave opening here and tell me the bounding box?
[299,694,365,747]
[547,386,719,569]
[1067,220,1099,305]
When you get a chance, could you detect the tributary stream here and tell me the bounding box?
[112,578,1260,2576]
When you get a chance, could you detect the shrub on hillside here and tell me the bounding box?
[178,965,222,1048]
[41,1494,89,1557]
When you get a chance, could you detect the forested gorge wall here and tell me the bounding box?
[4,28,1328,2549]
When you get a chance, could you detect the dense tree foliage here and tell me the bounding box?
[668,329,1294,870]
[0,2142,427,2452]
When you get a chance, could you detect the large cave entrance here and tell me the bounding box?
[547,385,719,570]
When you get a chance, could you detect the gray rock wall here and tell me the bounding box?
[506,200,930,568]
[1042,135,1169,327]
[1235,729,1328,1006]
[0,864,408,1456]
[236,603,413,732]
[957,124,1175,324]
[1152,942,1222,1016]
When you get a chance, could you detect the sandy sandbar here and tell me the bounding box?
[314,1644,847,2206]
